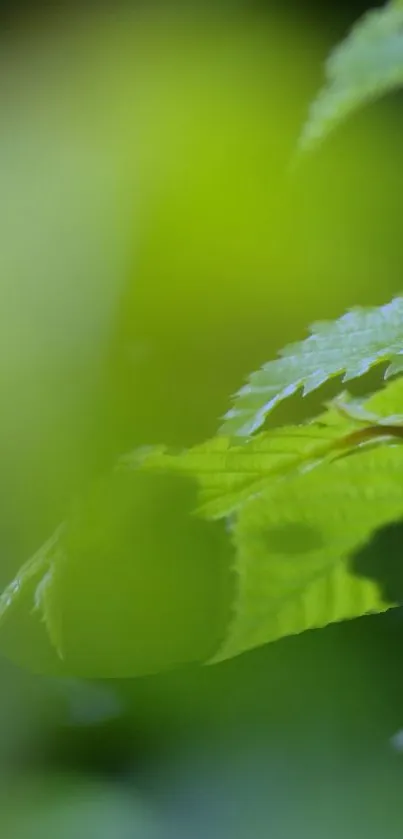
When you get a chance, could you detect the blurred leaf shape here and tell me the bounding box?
[0,472,234,678]
[2,776,159,839]
[298,1,403,153]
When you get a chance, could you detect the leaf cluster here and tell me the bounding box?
[2,0,403,676]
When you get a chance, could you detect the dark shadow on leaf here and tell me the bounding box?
[260,522,324,555]
[350,521,403,604]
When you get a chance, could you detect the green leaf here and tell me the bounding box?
[298,3,403,153]
[131,377,403,520]
[219,295,403,438]
[212,443,403,663]
[133,418,366,520]
[347,371,403,420]
[5,378,403,676]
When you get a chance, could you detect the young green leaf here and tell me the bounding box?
[298,3,403,153]
[212,443,403,663]
[219,295,403,438]
[132,421,364,520]
[125,377,403,521]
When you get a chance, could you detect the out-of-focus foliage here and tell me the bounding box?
[299,1,403,153]
[0,5,326,672]
[0,471,234,678]
[1,775,158,839]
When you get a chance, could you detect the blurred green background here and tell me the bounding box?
[1,1,403,836]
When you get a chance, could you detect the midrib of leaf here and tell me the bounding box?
[131,424,358,519]
[123,377,403,523]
